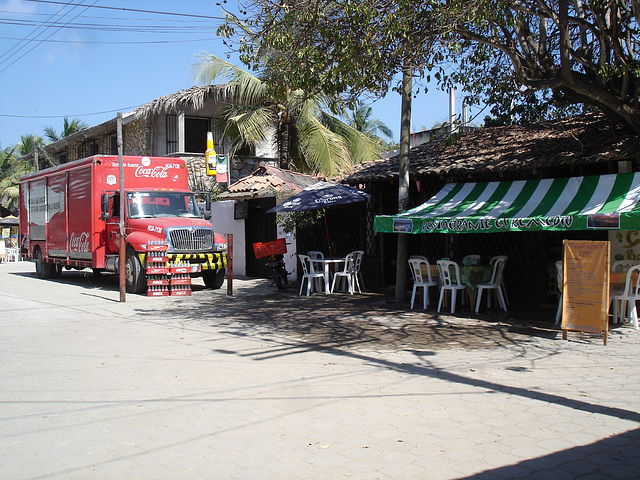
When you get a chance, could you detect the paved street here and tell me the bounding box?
[1,260,639,480]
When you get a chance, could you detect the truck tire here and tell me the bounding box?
[125,248,146,294]
[51,264,63,279]
[34,248,53,279]
[203,268,226,289]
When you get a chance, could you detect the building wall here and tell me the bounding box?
[209,200,298,281]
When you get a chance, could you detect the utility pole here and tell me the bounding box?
[395,62,412,301]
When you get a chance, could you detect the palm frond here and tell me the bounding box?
[320,113,384,165]
[191,52,267,106]
[225,105,275,147]
[295,115,351,177]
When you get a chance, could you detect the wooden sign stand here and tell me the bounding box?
[560,240,610,346]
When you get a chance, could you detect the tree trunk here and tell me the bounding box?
[278,117,291,170]
[395,63,412,302]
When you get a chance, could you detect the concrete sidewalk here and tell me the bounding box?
[1,260,639,479]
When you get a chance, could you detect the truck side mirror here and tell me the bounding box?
[100,193,110,221]
[204,193,212,220]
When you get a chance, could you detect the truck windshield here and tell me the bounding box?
[127,192,202,219]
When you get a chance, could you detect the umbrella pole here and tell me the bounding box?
[323,208,333,258]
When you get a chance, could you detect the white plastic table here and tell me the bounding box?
[310,257,346,294]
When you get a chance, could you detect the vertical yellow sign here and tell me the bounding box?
[205,132,216,176]
[562,240,610,341]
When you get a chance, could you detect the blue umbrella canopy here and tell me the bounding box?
[267,181,370,213]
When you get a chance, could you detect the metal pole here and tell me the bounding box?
[226,233,233,296]
[117,112,126,302]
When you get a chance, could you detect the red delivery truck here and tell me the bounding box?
[18,155,227,293]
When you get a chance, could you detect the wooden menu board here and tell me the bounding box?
[561,240,610,344]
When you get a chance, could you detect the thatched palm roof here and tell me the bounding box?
[133,85,234,119]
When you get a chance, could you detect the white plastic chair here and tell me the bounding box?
[475,256,507,312]
[331,252,356,294]
[307,251,324,260]
[612,260,638,272]
[436,260,469,314]
[6,247,19,262]
[408,258,438,309]
[555,261,563,325]
[462,254,481,265]
[352,250,365,292]
[489,255,509,304]
[611,264,640,329]
[298,254,325,296]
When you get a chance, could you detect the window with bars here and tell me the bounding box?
[166,114,178,154]
[109,134,118,155]
[86,139,99,156]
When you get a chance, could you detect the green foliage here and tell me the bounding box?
[276,210,324,234]
[192,53,384,176]
[218,0,640,133]
[0,146,32,211]
[44,117,88,143]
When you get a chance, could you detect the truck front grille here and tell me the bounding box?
[168,228,214,252]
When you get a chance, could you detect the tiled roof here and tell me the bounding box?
[343,112,640,184]
[220,165,320,200]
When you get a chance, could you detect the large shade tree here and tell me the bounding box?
[220,0,640,133]
[192,53,383,177]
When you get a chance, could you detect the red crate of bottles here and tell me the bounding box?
[253,238,287,259]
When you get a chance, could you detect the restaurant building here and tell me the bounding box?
[342,112,640,305]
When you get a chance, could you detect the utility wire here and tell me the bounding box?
[0,35,218,44]
[0,105,143,119]
[0,0,100,74]
[23,0,226,20]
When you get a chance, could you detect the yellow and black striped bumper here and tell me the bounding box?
[167,253,227,271]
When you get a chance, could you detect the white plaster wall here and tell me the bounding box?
[278,227,298,282]
[209,200,247,276]
[209,200,298,282]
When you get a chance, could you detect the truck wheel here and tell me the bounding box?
[34,248,53,279]
[203,268,226,289]
[51,264,63,279]
[125,248,146,294]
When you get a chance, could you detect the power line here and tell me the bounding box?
[23,0,226,20]
[0,105,143,119]
[0,35,218,45]
[0,0,100,74]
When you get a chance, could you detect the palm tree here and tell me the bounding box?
[44,117,88,143]
[0,146,31,212]
[17,134,55,170]
[347,100,394,141]
[17,134,43,157]
[192,53,382,177]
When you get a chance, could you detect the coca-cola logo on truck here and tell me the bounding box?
[69,232,90,252]
[134,165,172,178]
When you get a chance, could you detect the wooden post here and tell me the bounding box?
[226,233,233,296]
[117,112,126,303]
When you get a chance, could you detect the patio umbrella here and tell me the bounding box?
[266,181,371,257]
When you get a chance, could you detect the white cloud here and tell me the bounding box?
[0,0,37,16]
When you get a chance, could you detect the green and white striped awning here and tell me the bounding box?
[374,172,640,234]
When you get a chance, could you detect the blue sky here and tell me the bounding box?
[0,0,481,150]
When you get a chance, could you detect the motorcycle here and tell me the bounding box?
[252,238,290,290]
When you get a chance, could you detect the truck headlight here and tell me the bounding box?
[215,243,227,252]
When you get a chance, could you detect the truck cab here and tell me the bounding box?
[102,189,227,293]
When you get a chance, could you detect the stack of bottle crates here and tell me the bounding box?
[169,262,192,296]
[146,240,170,296]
